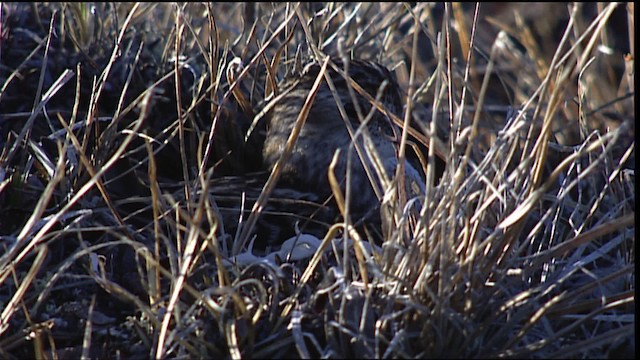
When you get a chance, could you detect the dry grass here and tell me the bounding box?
[0,2,634,358]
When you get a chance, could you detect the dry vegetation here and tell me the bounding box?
[0,2,635,358]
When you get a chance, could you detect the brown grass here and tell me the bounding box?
[0,3,634,358]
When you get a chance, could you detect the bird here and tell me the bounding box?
[205,58,428,251]
[261,58,425,227]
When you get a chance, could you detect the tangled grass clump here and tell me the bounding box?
[0,3,634,358]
